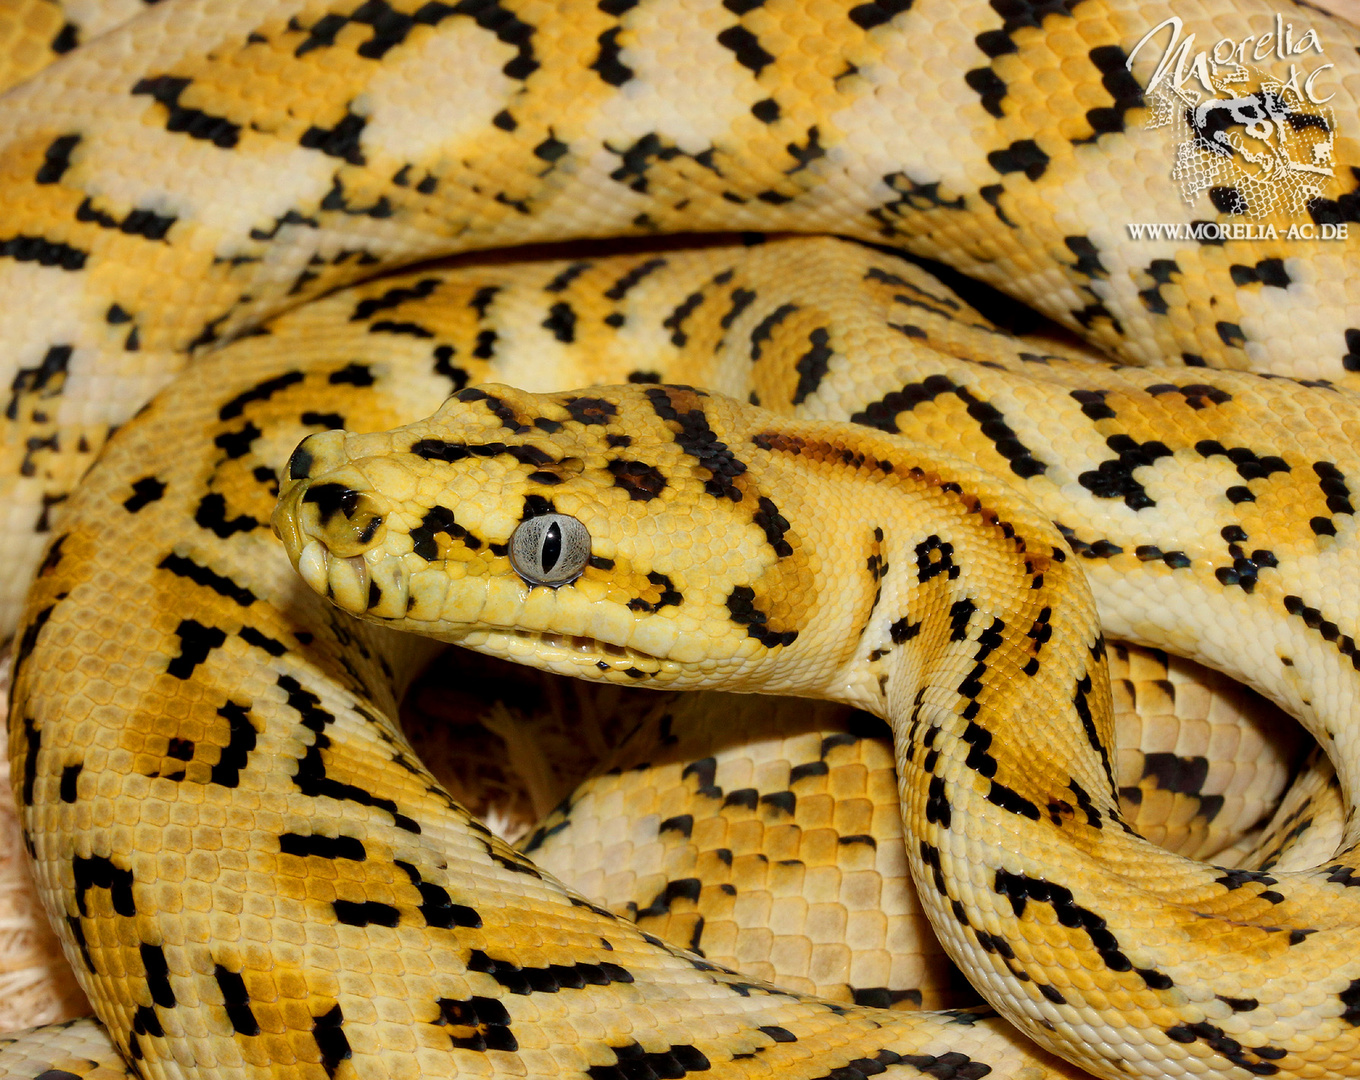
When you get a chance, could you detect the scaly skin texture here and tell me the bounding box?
[9,244,1119,1080]
[8,229,1360,1080]
[273,376,1360,1079]
[1,0,1360,631]
[5,0,1360,1071]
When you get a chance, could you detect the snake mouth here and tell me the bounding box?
[291,536,676,679]
[460,627,671,680]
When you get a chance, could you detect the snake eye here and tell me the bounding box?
[509,513,591,586]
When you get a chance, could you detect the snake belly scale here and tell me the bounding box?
[3,1,1360,1079]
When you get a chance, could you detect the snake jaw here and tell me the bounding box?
[460,627,680,683]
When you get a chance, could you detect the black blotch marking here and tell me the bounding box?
[124,476,167,512]
[157,554,256,606]
[994,870,1161,984]
[544,261,591,292]
[1281,595,1360,671]
[279,832,367,861]
[586,1041,709,1080]
[915,534,958,583]
[925,774,951,827]
[302,482,359,526]
[605,258,667,300]
[543,301,577,342]
[792,328,833,405]
[367,320,432,337]
[851,988,923,1010]
[659,814,694,838]
[239,626,288,657]
[717,24,773,74]
[50,22,78,52]
[301,410,344,430]
[35,134,81,185]
[409,439,468,463]
[726,585,796,648]
[394,861,482,929]
[1138,258,1179,314]
[312,1004,351,1078]
[663,290,705,347]
[333,900,400,927]
[564,396,618,425]
[1079,45,1143,138]
[890,616,920,643]
[645,387,747,501]
[72,855,136,917]
[749,302,799,361]
[76,197,176,241]
[851,374,1045,479]
[637,877,702,918]
[1143,381,1232,410]
[592,24,633,86]
[627,571,682,614]
[218,371,305,420]
[1073,673,1117,793]
[848,0,911,30]
[721,287,757,330]
[468,949,634,996]
[1315,461,1353,515]
[1230,258,1290,288]
[988,138,1048,180]
[14,604,55,694]
[1064,236,1106,278]
[210,701,257,788]
[60,763,82,804]
[140,942,176,1007]
[1344,328,1360,373]
[132,75,241,148]
[790,761,828,785]
[351,277,440,321]
[752,496,793,557]
[0,235,88,271]
[1210,187,1248,214]
[608,459,667,501]
[410,505,480,561]
[1163,1020,1289,1074]
[215,965,260,1037]
[751,98,780,122]
[166,620,227,680]
[279,675,420,833]
[7,343,72,422]
[965,65,1008,118]
[534,132,569,163]
[1079,434,1172,510]
[436,995,518,1052]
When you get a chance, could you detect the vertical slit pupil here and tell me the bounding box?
[541,521,562,572]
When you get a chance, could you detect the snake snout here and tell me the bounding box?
[272,432,407,616]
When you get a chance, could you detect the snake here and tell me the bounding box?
[2,0,1360,1077]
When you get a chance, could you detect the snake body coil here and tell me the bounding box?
[3,2,1360,1079]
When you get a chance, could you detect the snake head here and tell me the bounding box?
[271,383,836,690]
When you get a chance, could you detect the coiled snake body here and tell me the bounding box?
[2,1,1360,1078]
